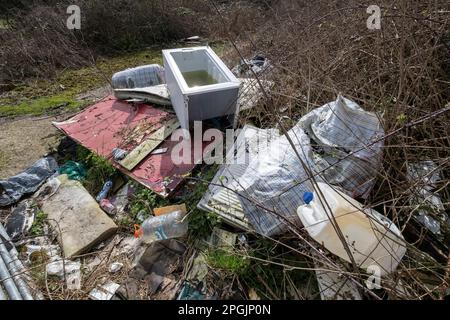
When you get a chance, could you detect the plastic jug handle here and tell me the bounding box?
[298,205,317,227]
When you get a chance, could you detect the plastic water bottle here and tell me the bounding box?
[96,180,113,202]
[134,210,188,243]
[297,182,407,276]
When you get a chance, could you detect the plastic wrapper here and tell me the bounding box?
[0,157,58,207]
[235,95,384,236]
[111,64,165,89]
[407,161,449,234]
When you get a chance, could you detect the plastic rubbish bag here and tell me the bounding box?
[235,95,384,236]
[58,161,86,181]
[0,157,58,207]
[297,95,384,199]
[4,199,37,241]
[232,54,271,77]
[111,64,165,89]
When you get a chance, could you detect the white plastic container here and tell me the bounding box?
[297,182,406,275]
[163,46,241,130]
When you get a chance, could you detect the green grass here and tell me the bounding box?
[0,49,163,117]
[0,94,86,117]
[0,42,228,117]
[74,145,117,195]
[0,19,9,29]
[206,248,251,276]
[30,210,48,236]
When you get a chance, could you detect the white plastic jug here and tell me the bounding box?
[297,182,406,275]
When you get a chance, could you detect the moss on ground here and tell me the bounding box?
[0,42,228,117]
[0,49,163,117]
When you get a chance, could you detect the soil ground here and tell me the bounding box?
[0,85,112,178]
[0,116,62,178]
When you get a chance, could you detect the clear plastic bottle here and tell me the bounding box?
[134,210,188,243]
[96,180,113,202]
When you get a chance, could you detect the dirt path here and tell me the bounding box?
[0,86,112,179]
[0,116,63,178]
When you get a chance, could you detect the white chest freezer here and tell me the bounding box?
[163,46,240,130]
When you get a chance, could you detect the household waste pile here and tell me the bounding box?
[1,50,438,301]
[201,95,385,236]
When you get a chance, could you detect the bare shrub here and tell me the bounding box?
[218,0,450,299]
[0,0,220,86]
[0,4,87,84]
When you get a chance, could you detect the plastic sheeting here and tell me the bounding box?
[114,84,171,106]
[0,157,58,207]
[197,125,280,231]
[235,95,384,236]
[232,54,272,77]
[235,124,316,236]
[298,95,384,199]
[407,161,449,234]
[111,64,165,89]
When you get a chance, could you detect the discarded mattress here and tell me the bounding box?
[0,157,58,207]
